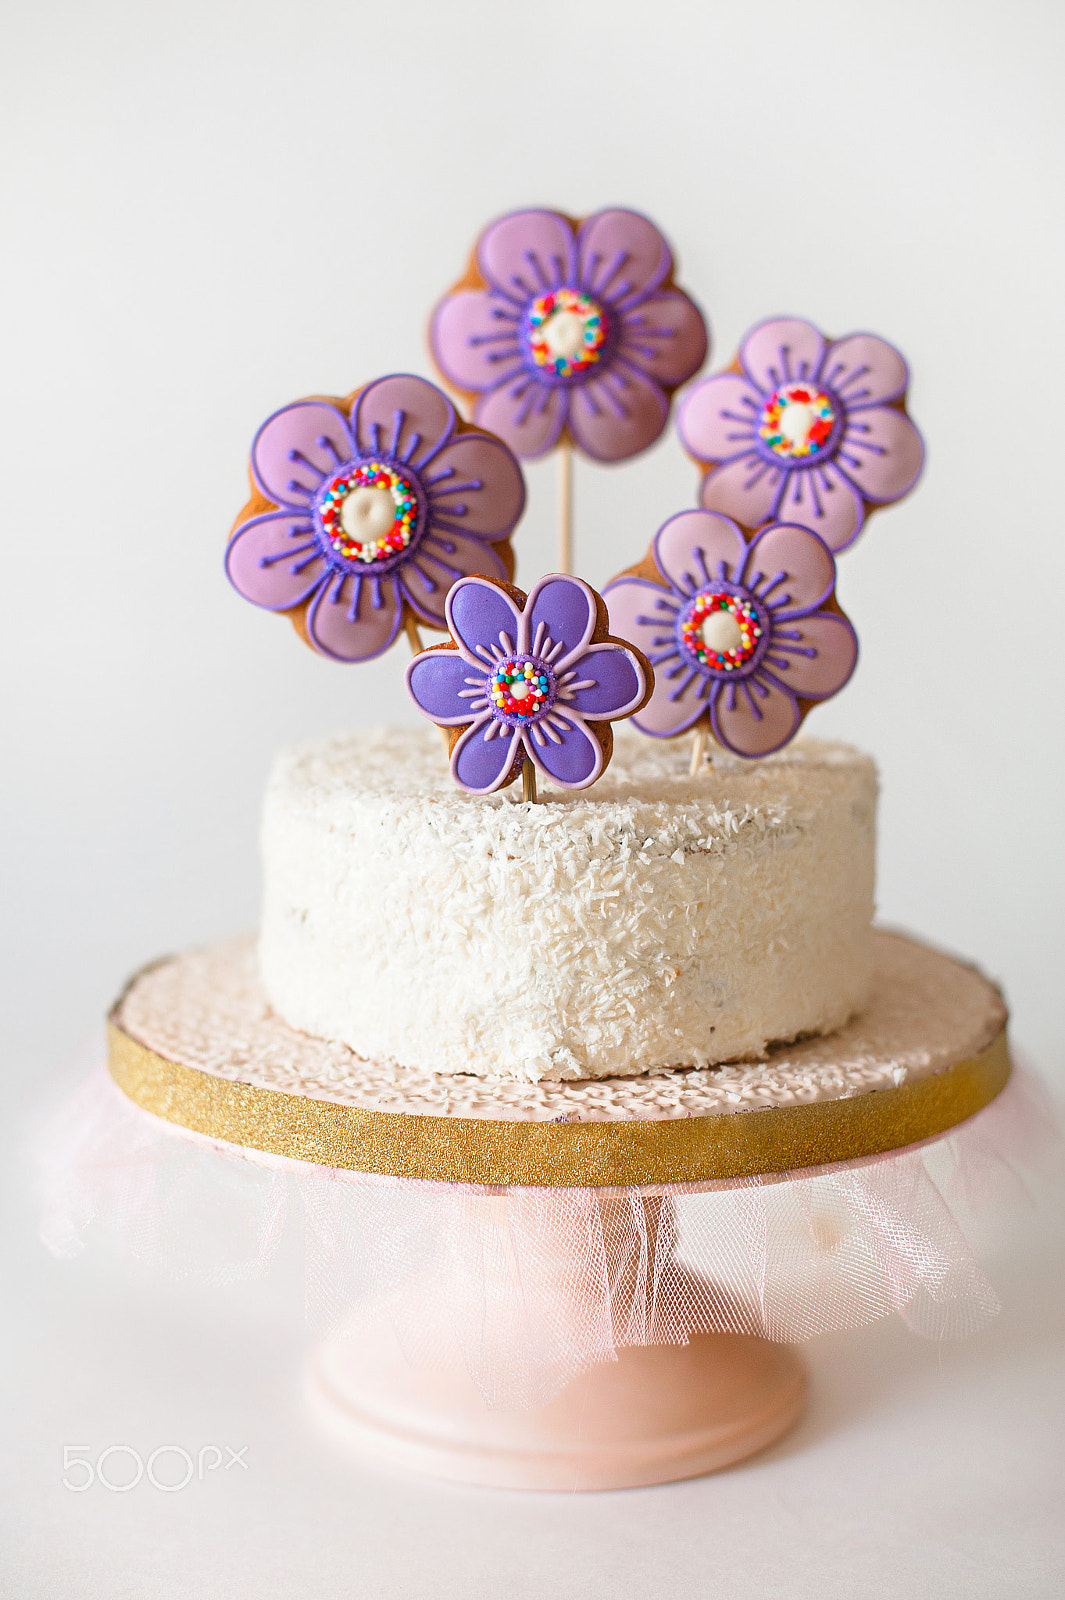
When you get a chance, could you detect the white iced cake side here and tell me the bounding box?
[259,727,877,1083]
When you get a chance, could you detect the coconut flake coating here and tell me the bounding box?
[258,727,877,1083]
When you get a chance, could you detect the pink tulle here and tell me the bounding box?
[37,1054,1053,1408]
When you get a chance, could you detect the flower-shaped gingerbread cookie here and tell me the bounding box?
[430,208,708,462]
[603,511,857,758]
[226,373,525,661]
[406,573,652,793]
[677,316,924,553]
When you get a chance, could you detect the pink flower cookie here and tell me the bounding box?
[226,373,524,662]
[677,316,924,553]
[604,510,857,758]
[429,208,708,462]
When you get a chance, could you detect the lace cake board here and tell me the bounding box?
[107,928,1010,1190]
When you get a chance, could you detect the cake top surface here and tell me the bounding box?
[115,930,1006,1124]
[269,724,875,830]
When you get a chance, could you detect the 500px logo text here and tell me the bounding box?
[62,1444,249,1491]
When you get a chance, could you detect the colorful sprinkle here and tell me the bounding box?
[527,288,608,380]
[758,384,836,460]
[490,658,553,720]
[318,461,418,564]
[681,591,762,672]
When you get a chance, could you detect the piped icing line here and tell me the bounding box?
[676,317,924,554]
[429,208,709,462]
[225,374,526,662]
[603,511,857,758]
[405,573,653,793]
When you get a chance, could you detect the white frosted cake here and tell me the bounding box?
[259,726,877,1083]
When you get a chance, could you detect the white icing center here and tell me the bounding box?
[701,611,744,654]
[540,310,589,362]
[339,486,396,543]
[778,402,817,445]
[509,677,533,701]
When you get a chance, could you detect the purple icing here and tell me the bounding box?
[603,512,857,758]
[676,317,924,554]
[225,374,525,662]
[430,209,708,463]
[405,574,649,794]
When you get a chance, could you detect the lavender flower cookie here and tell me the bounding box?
[604,511,857,758]
[430,208,708,462]
[226,373,525,662]
[677,316,924,553]
[406,573,652,793]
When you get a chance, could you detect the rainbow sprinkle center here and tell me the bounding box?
[491,659,552,722]
[527,288,608,379]
[318,461,418,565]
[759,384,836,460]
[681,591,762,672]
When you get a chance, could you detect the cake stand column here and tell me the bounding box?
[306,1193,806,1491]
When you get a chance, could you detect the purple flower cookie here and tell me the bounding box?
[406,574,652,794]
[604,511,857,758]
[677,316,924,553]
[429,208,708,462]
[226,374,525,662]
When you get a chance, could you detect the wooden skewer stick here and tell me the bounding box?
[522,759,538,804]
[558,437,573,576]
[689,723,709,778]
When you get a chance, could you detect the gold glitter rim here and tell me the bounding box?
[106,1017,1011,1188]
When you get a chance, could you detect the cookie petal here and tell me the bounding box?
[400,533,507,630]
[836,406,925,505]
[742,522,836,617]
[654,509,749,593]
[823,333,909,408]
[711,674,801,757]
[430,288,524,395]
[522,574,598,663]
[425,432,525,539]
[676,372,763,463]
[305,571,402,663]
[445,574,524,666]
[617,290,708,387]
[451,717,522,795]
[699,451,786,531]
[251,401,354,508]
[225,512,328,610]
[406,650,488,726]
[567,368,668,462]
[772,461,865,554]
[351,374,456,469]
[764,611,858,699]
[528,712,604,789]
[560,643,648,720]
[739,317,827,394]
[474,377,567,461]
[476,209,576,303]
[576,209,672,308]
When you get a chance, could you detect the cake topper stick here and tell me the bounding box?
[558,438,573,575]
[688,725,709,778]
[522,761,538,804]
[429,207,709,577]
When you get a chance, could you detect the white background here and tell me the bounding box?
[2,1,1063,1594]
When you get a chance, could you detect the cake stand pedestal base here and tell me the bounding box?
[306,1319,806,1491]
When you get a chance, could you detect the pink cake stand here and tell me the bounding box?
[101,928,1010,1492]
